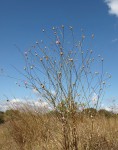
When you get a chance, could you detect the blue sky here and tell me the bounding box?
[0,0,118,110]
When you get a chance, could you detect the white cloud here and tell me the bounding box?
[0,98,24,112]
[0,98,52,112]
[105,0,118,17]
[104,106,118,113]
[101,103,118,113]
[0,104,8,112]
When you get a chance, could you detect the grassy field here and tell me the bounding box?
[0,107,118,150]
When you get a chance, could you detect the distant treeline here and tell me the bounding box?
[0,108,118,124]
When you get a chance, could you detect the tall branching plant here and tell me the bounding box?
[15,25,111,149]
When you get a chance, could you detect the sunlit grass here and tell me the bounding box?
[0,104,118,150]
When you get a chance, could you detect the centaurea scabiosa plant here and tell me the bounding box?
[19,26,111,111]
[14,25,111,149]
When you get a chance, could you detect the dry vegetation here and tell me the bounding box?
[0,26,117,149]
[0,105,118,150]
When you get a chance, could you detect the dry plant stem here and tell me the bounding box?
[3,26,112,150]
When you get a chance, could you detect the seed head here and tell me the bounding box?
[45,56,49,60]
[62,25,64,28]
[24,51,28,56]
[30,66,33,69]
[60,52,63,56]
[69,58,73,62]
[41,84,45,89]
[58,72,62,80]
[69,26,73,30]
[82,35,85,39]
[92,34,94,39]
[24,81,27,85]
[52,27,55,30]
[40,58,43,61]
[56,40,60,44]
[95,72,99,75]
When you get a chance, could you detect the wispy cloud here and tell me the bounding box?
[105,0,118,17]
[112,38,118,42]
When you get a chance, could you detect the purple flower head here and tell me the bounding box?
[24,81,27,85]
